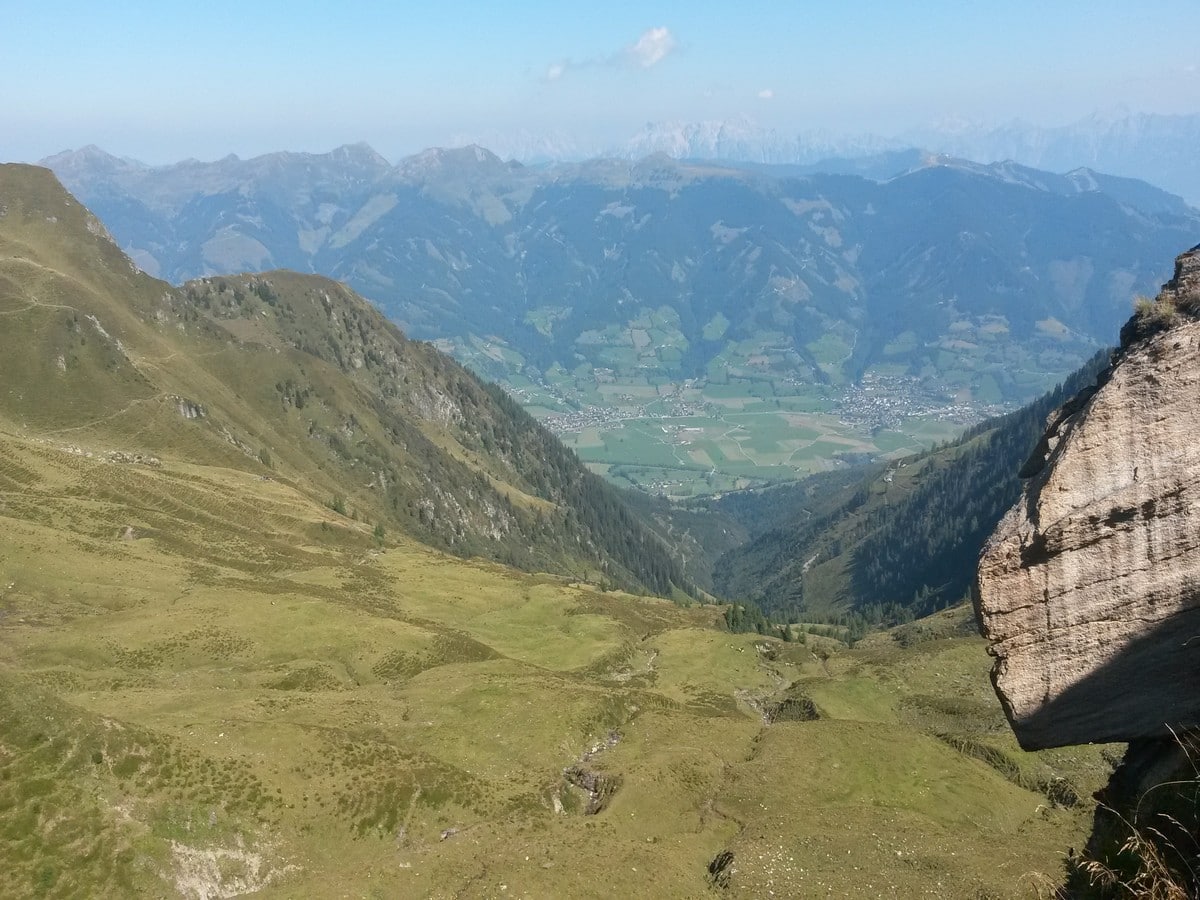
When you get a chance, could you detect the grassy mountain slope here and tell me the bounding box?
[0,425,1113,897]
[0,163,690,596]
[0,160,1119,898]
[710,349,1113,620]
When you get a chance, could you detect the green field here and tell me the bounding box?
[553,396,940,497]
[445,300,1097,498]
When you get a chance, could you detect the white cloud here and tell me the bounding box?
[758,88,774,100]
[543,26,678,83]
[625,27,677,69]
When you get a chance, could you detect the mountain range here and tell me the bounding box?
[42,143,1199,429]
[462,111,1200,207]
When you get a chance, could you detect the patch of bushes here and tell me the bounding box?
[1133,294,1179,333]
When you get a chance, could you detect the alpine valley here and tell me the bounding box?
[0,162,1129,898]
[44,144,1199,496]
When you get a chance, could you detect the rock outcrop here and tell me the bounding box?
[1156,242,1200,307]
[975,245,1200,750]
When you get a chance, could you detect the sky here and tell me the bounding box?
[3,0,1198,164]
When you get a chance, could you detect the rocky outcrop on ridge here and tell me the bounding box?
[975,245,1200,750]
[1157,243,1200,308]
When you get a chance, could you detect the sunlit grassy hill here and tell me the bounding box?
[0,425,1115,898]
[0,163,690,596]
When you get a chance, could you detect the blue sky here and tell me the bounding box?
[3,0,1197,163]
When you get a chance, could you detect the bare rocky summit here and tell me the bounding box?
[975,245,1200,750]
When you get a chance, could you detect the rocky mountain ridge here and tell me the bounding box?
[975,244,1200,750]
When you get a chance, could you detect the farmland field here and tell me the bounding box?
[442,305,1084,497]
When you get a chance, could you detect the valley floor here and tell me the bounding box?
[0,427,1113,898]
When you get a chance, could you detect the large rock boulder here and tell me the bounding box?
[975,246,1200,750]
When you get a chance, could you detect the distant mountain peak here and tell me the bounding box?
[329,142,391,169]
[1065,167,1102,192]
[64,144,119,161]
[39,145,147,176]
[396,144,512,180]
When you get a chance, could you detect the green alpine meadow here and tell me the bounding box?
[0,164,1119,897]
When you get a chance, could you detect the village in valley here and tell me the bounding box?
[447,307,1088,498]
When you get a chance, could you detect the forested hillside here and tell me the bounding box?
[708,349,1112,620]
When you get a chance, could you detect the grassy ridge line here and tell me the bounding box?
[0,163,692,597]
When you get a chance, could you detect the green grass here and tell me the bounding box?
[702,312,730,340]
[0,425,1115,898]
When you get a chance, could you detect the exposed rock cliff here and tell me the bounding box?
[975,244,1200,750]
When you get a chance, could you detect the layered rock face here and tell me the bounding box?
[1164,243,1200,304]
[976,245,1200,750]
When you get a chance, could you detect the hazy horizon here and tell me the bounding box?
[6,1,1199,166]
